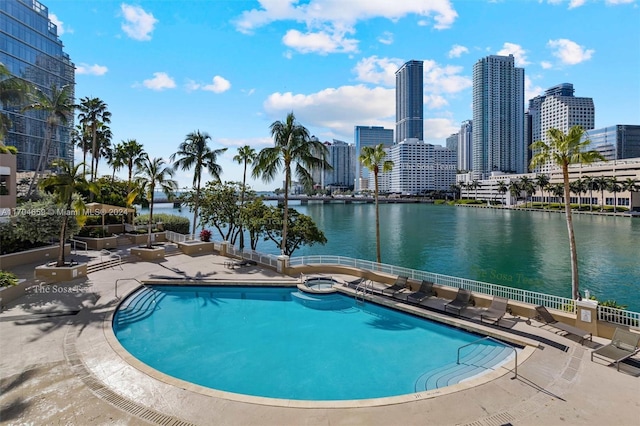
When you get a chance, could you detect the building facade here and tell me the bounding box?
[322,139,355,190]
[1,0,75,172]
[472,55,525,179]
[585,125,640,161]
[458,119,473,172]
[395,60,423,144]
[353,125,393,191]
[446,133,458,151]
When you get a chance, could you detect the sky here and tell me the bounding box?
[44,0,640,191]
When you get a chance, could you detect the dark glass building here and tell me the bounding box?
[395,60,423,143]
[586,125,640,160]
[0,0,75,171]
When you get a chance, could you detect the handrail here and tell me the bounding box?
[457,336,517,379]
[114,278,141,299]
[100,249,122,270]
[69,238,88,254]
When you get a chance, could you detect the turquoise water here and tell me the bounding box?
[146,203,640,311]
[113,286,508,401]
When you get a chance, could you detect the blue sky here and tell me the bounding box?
[45,0,640,191]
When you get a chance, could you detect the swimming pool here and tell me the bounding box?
[113,285,515,401]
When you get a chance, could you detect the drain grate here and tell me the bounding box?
[63,325,198,426]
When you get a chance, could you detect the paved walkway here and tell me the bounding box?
[1,248,639,425]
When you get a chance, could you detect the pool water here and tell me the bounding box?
[113,286,512,401]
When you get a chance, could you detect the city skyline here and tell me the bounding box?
[9,0,640,190]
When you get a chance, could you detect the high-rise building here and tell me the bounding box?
[446,133,458,151]
[353,125,393,191]
[375,139,456,195]
[1,0,75,172]
[458,120,473,171]
[472,55,524,179]
[323,139,355,190]
[529,84,594,173]
[585,125,640,160]
[395,60,423,144]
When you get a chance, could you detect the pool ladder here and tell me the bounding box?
[355,280,374,304]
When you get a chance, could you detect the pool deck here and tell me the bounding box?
[1,247,639,425]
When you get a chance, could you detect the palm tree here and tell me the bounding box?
[93,123,113,180]
[77,97,111,182]
[508,181,521,206]
[519,176,535,208]
[594,176,609,211]
[496,180,507,206]
[39,160,90,267]
[582,176,596,212]
[549,183,565,205]
[449,183,460,201]
[535,174,550,207]
[622,178,638,211]
[170,130,227,236]
[471,179,479,200]
[252,112,330,254]
[358,143,393,264]
[530,126,606,300]
[23,83,75,197]
[570,178,585,210]
[608,176,621,213]
[107,141,126,182]
[71,124,91,177]
[0,63,30,142]
[233,145,257,251]
[135,157,178,248]
[118,139,147,190]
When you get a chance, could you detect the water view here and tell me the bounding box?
[144,203,640,312]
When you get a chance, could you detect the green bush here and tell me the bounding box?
[0,270,18,288]
[434,200,446,205]
[78,227,113,238]
[135,213,190,234]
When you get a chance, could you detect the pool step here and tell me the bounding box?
[415,344,514,391]
[291,291,354,311]
[115,287,164,327]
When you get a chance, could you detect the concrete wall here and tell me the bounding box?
[0,245,71,269]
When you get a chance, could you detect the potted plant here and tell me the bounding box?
[200,229,212,242]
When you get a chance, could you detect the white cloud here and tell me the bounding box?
[203,76,231,93]
[121,4,157,41]
[423,118,459,142]
[424,94,448,109]
[525,75,545,103]
[568,0,587,8]
[353,56,404,86]
[142,72,176,91]
[497,42,529,66]
[49,13,71,35]
[184,79,201,92]
[264,85,394,137]
[605,0,635,4]
[423,60,472,94]
[282,29,358,54]
[76,63,108,76]
[378,31,394,45]
[548,38,594,65]
[540,61,553,69]
[448,44,469,58]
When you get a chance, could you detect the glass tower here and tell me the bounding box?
[0,0,75,171]
[395,60,423,144]
[354,125,393,191]
[585,125,640,160]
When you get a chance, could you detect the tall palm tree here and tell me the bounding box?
[170,130,227,236]
[71,124,91,177]
[496,180,507,206]
[119,139,147,190]
[107,141,126,182]
[582,176,595,212]
[23,83,75,197]
[622,178,638,210]
[449,183,460,201]
[608,176,621,213]
[39,160,90,267]
[252,112,330,254]
[535,174,550,207]
[549,183,565,204]
[570,178,585,210]
[358,143,393,264]
[77,97,111,182]
[0,63,30,142]
[594,176,609,211]
[508,181,521,206]
[233,145,257,251]
[530,126,606,300]
[135,157,178,248]
[519,176,535,208]
[471,179,479,200]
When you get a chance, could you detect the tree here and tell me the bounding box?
[233,145,257,250]
[189,181,243,243]
[262,206,327,256]
[471,179,479,200]
[93,123,113,179]
[71,124,91,177]
[496,180,507,205]
[77,97,111,182]
[608,176,621,212]
[508,181,521,206]
[358,143,393,264]
[23,83,75,197]
[449,183,460,201]
[582,176,595,212]
[535,174,550,207]
[594,176,609,211]
[170,130,227,236]
[135,157,177,248]
[241,197,269,250]
[519,176,535,208]
[549,183,565,204]
[252,112,330,254]
[570,178,585,210]
[39,160,91,267]
[118,139,147,191]
[530,126,606,300]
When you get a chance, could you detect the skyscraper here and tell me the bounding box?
[323,139,355,190]
[472,55,524,179]
[458,120,473,171]
[395,60,423,143]
[585,125,640,161]
[353,125,393,191]
[0,0,75,171]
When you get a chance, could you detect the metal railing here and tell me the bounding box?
[598,305,640,328]
[457,336,517,379]
[114,278,141,299]
[69,238,88,254]
[227,245,278,269]
[165,231,197,243]
[100,249,122,270]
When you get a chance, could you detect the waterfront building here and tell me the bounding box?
[0,0,75,171]
[458,120,473,172]
[374,139,456,195]
[322,139,355,191]
[395,60,423,144]
[529,83,595,173]
[459,172,528,206]
[472,55,525,179]
[354,125,393,191]
[446,133,458,152]
[585,125,640,160]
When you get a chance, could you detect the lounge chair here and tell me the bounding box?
[405,280,436,303]
[381,276,409,297]
[591,328,640,371]
[534,305,592,345]
[480,296,509,325]
[444,288,471,315]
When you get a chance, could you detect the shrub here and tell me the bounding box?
[0,270,18,288]
[135,213,190,234]
[78,227,113,238]
[200,229,212,242]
